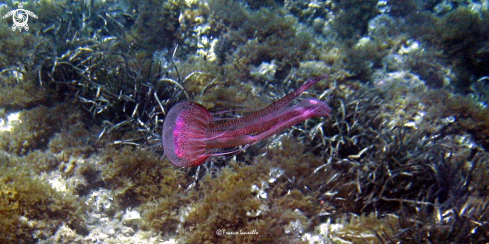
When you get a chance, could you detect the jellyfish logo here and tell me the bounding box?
[3,3,38,32]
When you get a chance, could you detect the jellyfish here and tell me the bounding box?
[162,76,331,167]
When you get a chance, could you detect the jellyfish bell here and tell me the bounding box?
[162,102,212,167]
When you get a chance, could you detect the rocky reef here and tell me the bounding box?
[0,0,488,243]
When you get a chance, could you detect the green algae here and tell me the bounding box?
[404,6,489,91]
[0,104,85,156]
[0,76,47,110]
[176,160,311,244]
[132,0,185,52]
[0,158,85,242]
[331,0,379,40]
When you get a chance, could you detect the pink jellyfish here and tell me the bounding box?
[162,76,331,167]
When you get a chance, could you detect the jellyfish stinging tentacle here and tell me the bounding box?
[162,76,331,167]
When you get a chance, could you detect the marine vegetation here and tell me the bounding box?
[0,0,488,243]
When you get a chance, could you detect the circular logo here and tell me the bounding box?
[13,9,28,25]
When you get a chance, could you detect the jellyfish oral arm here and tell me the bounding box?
[209,75,328,130]
[205,99,331,149]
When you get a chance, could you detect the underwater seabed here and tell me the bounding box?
[1,0,489,243]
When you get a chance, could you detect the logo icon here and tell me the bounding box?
[3,3,38,32]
